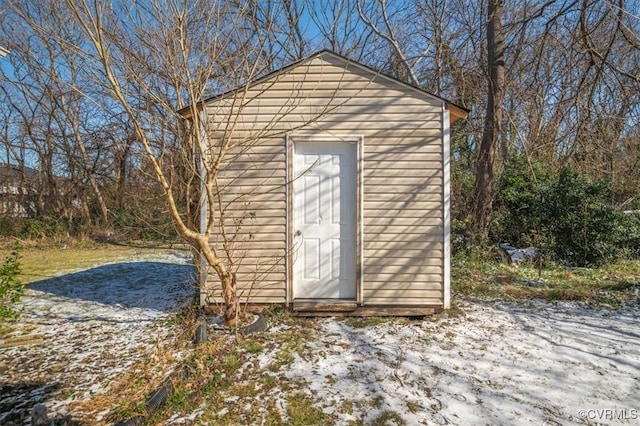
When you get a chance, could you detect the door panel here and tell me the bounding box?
[293,142,356,299]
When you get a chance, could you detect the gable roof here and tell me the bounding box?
[179,49,469,123]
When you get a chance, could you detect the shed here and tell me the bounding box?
[189,50,468,316]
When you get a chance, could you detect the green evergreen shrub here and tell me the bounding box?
[0,242,23,322]
[450,161,476,255]
[495,162,636,267]
[494,155,552,247]
[541,167,628,267]
[618,210,640,259]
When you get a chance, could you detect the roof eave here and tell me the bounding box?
[446,103,469,123]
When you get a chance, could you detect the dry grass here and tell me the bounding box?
[453,257,640,306]
[128,314,335,425]
[73,303,199,424]
[9,242,636,423]
[79,256,639,424]
[0,241,188,284]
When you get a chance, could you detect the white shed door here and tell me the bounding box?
[293,141,356,299]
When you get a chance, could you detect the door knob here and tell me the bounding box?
[295,230,302,237]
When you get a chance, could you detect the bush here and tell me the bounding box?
[495,163,637,267]
[109,208,178,241]
[450,159,476,256]
[619,213,640,259]
[22,217,68,239]
[0,217,69,239]
[540,167,629,266]
[494,156,552,247]
[0,242,24,322]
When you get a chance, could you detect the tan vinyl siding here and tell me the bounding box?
[202,52,446,307]
[202,134,286,304]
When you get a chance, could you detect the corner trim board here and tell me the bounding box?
[198,110,208,306]
[442,108,451,310]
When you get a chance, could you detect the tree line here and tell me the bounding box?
[0,0,638,247]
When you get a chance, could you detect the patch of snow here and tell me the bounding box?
[165,405,205,425]
[256,344,281,370]
[95,408,111,421]
[266,322,294,334]
[281,301,640,425]
[0,252,193,424]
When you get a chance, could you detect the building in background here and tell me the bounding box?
[0,164,38,217]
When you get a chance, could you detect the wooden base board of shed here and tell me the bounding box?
[204,302,443,317]
[291,299,442,317]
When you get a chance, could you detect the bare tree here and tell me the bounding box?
[4,0,638,272]
[471,0,505,239]
[308,0,372,59]
[356,0,421,84]
[2,1,119,225]
[31,0,299,325]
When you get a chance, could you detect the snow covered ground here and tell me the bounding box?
[2,249,638,426]
[0,251,194,425]
[278,300,640,425]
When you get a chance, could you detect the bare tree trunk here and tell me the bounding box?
[113,145,128,210]
[472,0,505,241]
[77,137,109,223]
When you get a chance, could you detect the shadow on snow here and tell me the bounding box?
[27,261,195,313]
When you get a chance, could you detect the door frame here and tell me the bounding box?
[286,133,363,307]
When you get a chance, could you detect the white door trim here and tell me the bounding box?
[286,134,363,304]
